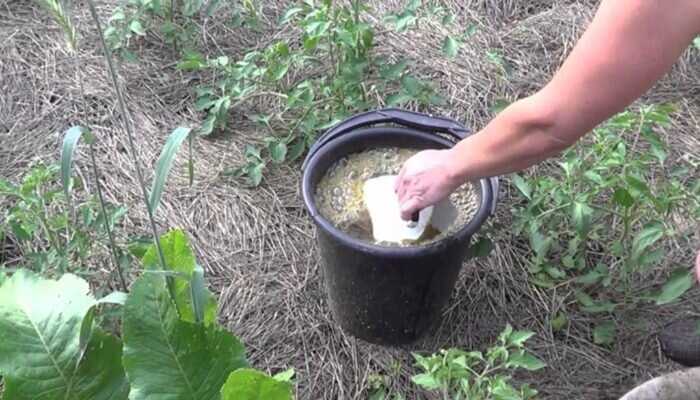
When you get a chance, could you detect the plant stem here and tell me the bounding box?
[73,49,128,291]
[86,0,168,273]
[88,143,128,291]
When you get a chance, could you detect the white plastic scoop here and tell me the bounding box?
[362,175,457,243]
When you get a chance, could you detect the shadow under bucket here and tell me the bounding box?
[301,108,499,345]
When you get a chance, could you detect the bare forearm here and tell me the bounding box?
[447,97,568,182]
[446,0,700,184]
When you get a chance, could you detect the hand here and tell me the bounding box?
[394,148,462,220]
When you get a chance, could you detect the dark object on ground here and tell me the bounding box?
[659,318,700,367]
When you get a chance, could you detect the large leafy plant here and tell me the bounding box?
[0,230,294,400]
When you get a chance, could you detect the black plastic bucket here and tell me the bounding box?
[301,108,498,345]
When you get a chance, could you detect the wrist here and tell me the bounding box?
[444,147,469,188]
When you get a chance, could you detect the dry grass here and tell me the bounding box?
[1,0,699,399]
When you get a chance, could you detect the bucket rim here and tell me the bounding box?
[301,126,494,258]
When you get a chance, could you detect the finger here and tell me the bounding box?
[397,176,410,202]
[394,166,406,193]
[400,196,422,220]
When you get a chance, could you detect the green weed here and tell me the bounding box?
[0,164,127,278]
[411,325,543,399]
[510,105,700,341]
[186,0,443,185]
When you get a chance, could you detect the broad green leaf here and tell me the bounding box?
[122,273,247,400]
[0,270,128,400]
[178,51,207,71]
[442,35,460,58]
[613,187,634,208]
[411,373,441,390]
[269,141,287,163]
[149,127,192,215]
[99,291,128,305]
[625,175,651,199]
[61,125,86,200]
[470,237,494,258]
[221,369,293,400]
[571,201,593,235]
[280,6,303,24]
[511,175,531,200]
[249,162,265,186]
[694,36,700,49]
[129,20,146,36]
[506,351,545,371]
[205,0,222,16]
[593,321,616,345]
[529,230,552,257]
[490,382,520,400]
[287,138,306,161]
[508,331,535,346]
[654,268,694,305]
[631,222,664,264]
[142,229,216,326]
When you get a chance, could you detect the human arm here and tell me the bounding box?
[395,0,700,219]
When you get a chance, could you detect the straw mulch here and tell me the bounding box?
[1,0,699,399]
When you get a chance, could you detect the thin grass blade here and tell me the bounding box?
[61,125,85,200]
[149,127,192,215]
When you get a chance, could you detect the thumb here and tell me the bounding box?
[400,197,423,221]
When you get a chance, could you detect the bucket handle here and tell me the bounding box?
[302,108,499,215]
[302,108,470,171]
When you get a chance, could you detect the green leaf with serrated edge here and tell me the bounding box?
[593,321,616,345]
[511,174,531,200]
[61,125,86,200]
[142,230,216,326]
[442,35,460,58]
[572,201,593,235]
[149,127,192,215]
[123,273,247,399]
[613,187,634,208]
[221,369,293,400]
[654,268,694,305]
[249,162,265,186]
[411,373,441,390]
[269,141,287,163]
[508,331,535,346]
[129,20,145,36]
[631,222,664,263]
[287,138,305,161]
[506,351,545,371]
[0,270,128,400]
